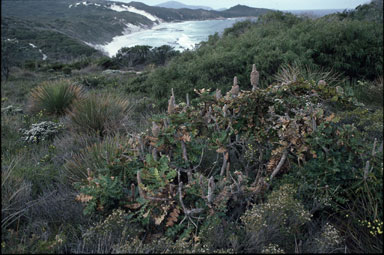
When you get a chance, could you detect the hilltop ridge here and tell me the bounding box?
[156,1,213,10]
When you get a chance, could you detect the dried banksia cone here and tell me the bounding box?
[87,168,92,177]
[168,94,175,114]
[222,104,228,117]
[207,176,215,203]
[152,121,160,137]
[318,80,327,87]
[204,106,213,123]
[215,89,222,100]
[230,76,240,97]
[250,64,259,91]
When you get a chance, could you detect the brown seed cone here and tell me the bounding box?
[250,64,259,91]
[231,76,239,96]
[168,95,175,114]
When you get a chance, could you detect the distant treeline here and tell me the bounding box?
[99,45,181,70]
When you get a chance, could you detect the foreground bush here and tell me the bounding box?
[70,64,382,252]
[29,79,84,115]
[66,93,132,136]
[241,184,313,253]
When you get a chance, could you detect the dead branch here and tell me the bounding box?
[270,150,288,182]
[220,152,228,176]
[207,176,215,204]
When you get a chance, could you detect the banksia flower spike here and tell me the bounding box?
[318,80,327,87]
[222,104,228,117]
[251,64,259,91]
[230,76,240,97]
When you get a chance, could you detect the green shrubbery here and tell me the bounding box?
[126,10,382,108]
[67,63,382,252]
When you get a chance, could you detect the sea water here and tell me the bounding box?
[97,17,255,57]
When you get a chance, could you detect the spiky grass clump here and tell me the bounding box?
[29,79,84,115]
[66,93,132,136]
[1,156,32,229]
[274,62,343,86]
[63,135,130,183]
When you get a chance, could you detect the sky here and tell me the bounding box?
[113,0,371,10]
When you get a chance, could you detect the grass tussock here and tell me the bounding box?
[63,134,130,184]
[29,79,84,115]
[66,93,132,136]
[273,62,343,86]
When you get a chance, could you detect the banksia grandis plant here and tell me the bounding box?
[251,64,260,91]
[29,79,84,115]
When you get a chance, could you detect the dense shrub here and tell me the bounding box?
[241,184,313,253]
[112,45,180,69]
[29,79,84,115]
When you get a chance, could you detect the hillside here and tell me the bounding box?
[156,1,213,10]
[221,4,271,17]
[1,0,156,45]
[1,0,272,65]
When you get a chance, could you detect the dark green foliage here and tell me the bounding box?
[129,10,382,109]
[339,0,383,22]
[112,45,180,69]
[114,45,153,68]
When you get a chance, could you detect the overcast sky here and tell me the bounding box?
[114,0,371,10]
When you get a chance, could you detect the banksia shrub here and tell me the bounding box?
[66,93,132,136]
[29,79,84,115]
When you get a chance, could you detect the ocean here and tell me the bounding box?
[96,17,255,57]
